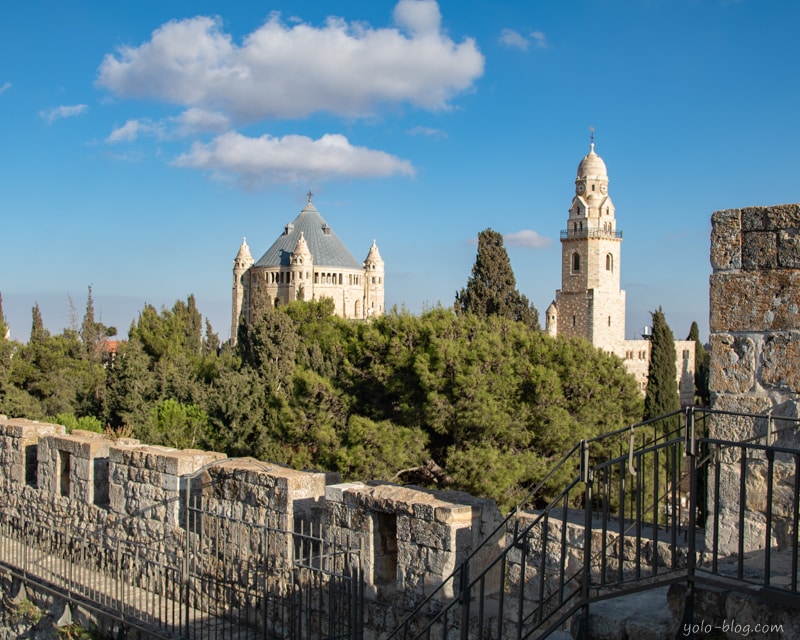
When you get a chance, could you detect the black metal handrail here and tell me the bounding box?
[386,407,800,639]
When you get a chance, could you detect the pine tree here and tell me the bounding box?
[644,308,680,420]
[455,228,539,329]
[687,321,710,406]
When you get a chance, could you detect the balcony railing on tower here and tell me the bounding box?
[560,229,623,240]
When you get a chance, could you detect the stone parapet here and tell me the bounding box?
[708,204,800,555]
[0,418,65,487]
[324,482,501,604]
[108,443,226,524]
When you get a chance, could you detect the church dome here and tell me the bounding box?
[577,143,607,179]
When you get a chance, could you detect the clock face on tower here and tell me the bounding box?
[576,183,585,195]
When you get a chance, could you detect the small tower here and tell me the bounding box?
[231,237,254,345]
[290,231,313,301]
[554,139,626,348]
[363,239,385,319]
[545,301,558,338]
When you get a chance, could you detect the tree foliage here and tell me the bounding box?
[455,228,539,329]
[687,321,710,406]
[2,294,646,511]
[644,308,680,421]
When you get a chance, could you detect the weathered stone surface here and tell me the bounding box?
[711,208,741,271]
[587,587,676,640]
[709,333,756,394]
[742,203,800,232]
[709,203,800,558]
[761,332,800,392]
[707,395,772,445]
[709,271,800,332]
[742,231,778,270]
[778,229,800,267]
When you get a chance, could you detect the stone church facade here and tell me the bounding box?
[545,143,695,403]
[231,195,384,342]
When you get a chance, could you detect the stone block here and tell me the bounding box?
[162,473,179,492]
[761,332,800,392]
[409,519,450,550]
[742,231,778,270]
[710,208,741,271]
[710,271,800,332]
[9,464,24,484]
[434,504,473,525]
[744,203,800,231]
[710,394,773,423]
[709,333,756,394]
[778,229,800,268]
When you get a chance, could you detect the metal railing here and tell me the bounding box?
[560,229,623,240]
[0,469,364,639]
[387,407,800,639]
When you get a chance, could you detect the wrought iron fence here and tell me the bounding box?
[0,469,364,639]
[387,407,800,640]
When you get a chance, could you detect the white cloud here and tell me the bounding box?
[504,230,552,249]
[499,28,548,51]
[106,118,164,143]
[173,108,230,135]
[106,109,228,143]
[96,2,484,121]
[0,82,11,96]
[393,0,441,35]
[499,29,529,51]
[407,125,447,139]
[530,31,548,48]
[39,104,88,124]
[172,130,416,187]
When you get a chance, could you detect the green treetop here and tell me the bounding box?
[455,228,539,329]
[643,307,680,421]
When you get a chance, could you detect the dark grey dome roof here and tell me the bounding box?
[254,202,362,269]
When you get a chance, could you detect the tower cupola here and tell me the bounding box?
[364,239,384,268]
[233,237,254,272]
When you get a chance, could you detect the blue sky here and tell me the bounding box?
[1,0,797,343]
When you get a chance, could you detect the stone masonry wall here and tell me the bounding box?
[0,415,505,639]
[708,204,800,554]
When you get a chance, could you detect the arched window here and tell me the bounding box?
[606,254,613,271]
[572,253,581,273]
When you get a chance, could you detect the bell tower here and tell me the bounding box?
[551,138,626,349]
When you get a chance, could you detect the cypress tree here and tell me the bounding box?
[30,303,47,343]
[455,228,539,329]
[643,307,680,420]
[81,285,101,360]
[0,293,12,400]
[687,321,710,406]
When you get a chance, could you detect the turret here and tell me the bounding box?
[545,301,558,338]
[231,237,254,345]
[363,240,385,319]
[290,231,313,301]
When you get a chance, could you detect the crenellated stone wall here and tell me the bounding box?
[0,415,505,638]
[708,204,800,554]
